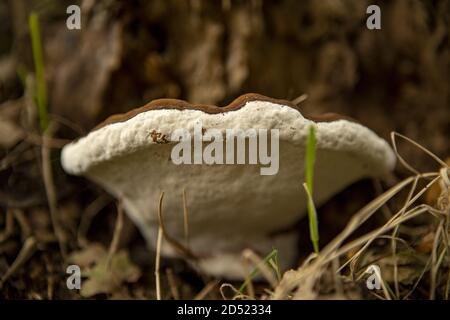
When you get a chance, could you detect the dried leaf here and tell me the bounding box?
[68,244,141,298]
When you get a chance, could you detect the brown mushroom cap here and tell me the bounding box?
[94,93,352,130]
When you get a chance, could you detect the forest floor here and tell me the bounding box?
[0,0,448,299]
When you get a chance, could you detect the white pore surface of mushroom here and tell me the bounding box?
[61,94,396,279]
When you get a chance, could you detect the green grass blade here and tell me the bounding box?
[305,125,319,253]
[239,248,279,293]
[29,12,49,132]
[306,125,316,192]
[271,246,282,281]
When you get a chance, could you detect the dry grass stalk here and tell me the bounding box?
[41,123,67,261]
[260,132,448,300]
[157,192,198,261]
[0,237,37,289]
[106,202,124,268]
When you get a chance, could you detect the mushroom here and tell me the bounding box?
[61,93,395,278]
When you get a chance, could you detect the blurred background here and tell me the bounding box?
[0,0,448,299]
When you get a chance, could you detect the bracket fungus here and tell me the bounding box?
[61,93,396,278]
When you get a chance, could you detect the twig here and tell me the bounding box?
[165,268,180,300]
[43,253,55,300]
[0,237,37,289]
[0,141,30,171]
[41,123,67,261]
[0,208,14,243]
[391,132,448,175]
[155,225,163,300]
[25,131,70,148]
[157,192,198,260]
[194,280,219,300]
[182,189,190,247]
[332,257,344,297]
[220,283,249,300]
[429,220,444,300]
[12,208,32,239]
[106,202,124,268]
[48,113,86,136]
[155,192,165,300]
[292,94,308,106]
